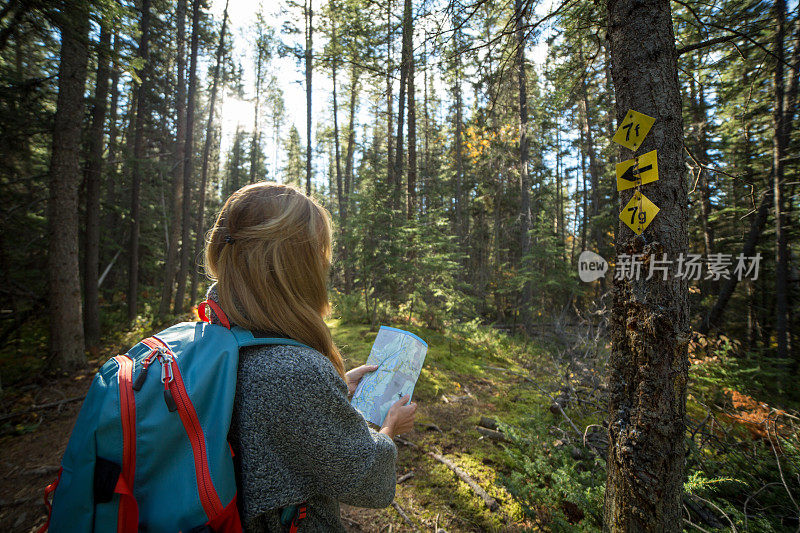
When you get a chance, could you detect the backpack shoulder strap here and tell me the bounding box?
[230,326,311,350]
[198,299,230,329]
[198,297,311,350]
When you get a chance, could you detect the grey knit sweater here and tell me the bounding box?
[205,286,398,532]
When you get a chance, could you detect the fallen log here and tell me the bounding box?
[478,416,499,430]
[391,501,418,531]
[0,395,86,423]
[475,426,507,442]
[428,452,499,511]
[394,436,499,512]
[397,471,415,484]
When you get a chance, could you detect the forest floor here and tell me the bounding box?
[3,311,797,532]
[0,312,586,532]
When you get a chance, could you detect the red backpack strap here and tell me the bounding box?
[36,467,63,533]
[199,299,231,330]
[289,503,307,533]
[114,355,139,533]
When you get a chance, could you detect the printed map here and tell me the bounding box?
[351,326,428,426]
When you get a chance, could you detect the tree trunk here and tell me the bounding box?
[386,0,394,195]
[251,20,263,182]
[102,35,121,262]
[603,0,688,530]
[701,12,799,335]
[407,51,417,218]
[700,173,772,334]
[48,0,90,368]
[393,0,412,214]
[687,54,714,259]
[83,26,111,347]
[342,63,359,294]
[305,0,313,195]
[771,0,789,362]
[332,32,343,222]
[127,0,152,322]
[422,36,429,215]
[174,0,200,312]
[579,109,588,252]
[158,0,186,318]
[454,37,465,246]
[331,19,347,290]
[189,2,228,303]
[514,0,532,331]
[578,44,601,252]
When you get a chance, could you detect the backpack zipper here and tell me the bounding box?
[113,355,138,532]
[145,336,224,520]
[132,347,161,391]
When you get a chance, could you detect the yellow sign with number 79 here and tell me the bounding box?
[620,190,659,235]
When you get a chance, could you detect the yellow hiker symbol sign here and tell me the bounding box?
[613,110,655,150]
[616,149,659,191]
[620,191,659,235]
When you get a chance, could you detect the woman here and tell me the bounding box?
[203,182,417,532]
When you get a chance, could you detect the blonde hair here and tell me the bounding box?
[204,182,345,379]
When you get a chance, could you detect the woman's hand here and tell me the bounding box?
[345,364,379,396]
[380,395,417,439]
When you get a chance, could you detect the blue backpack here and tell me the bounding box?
[40,300,309,533]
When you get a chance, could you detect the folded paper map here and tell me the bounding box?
[351,326,428,426]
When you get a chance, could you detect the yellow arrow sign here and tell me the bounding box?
[612,110,655,151]
[616,149,659,191]
[620,190,659,235]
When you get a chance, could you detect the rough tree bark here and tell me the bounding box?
[251,15,264,182]
[771,0,789,361]
[514,0,532,331]
[701,10,799,335]
[407,50,417,218]
[453,27,465,246]
[385,0,394,195]
[126,0,152,322]
[189,1,228,303]
[304,0,313,195]
[394,0,413,215]
[331,4,343,221]
[102,35,121,256]
[48,0,90,367]
[82,26,111,347]
[158,0,186,318]
[173,0,200,313]
[342,63,359,294]
[603,0,688,530]
[579,45,602,252]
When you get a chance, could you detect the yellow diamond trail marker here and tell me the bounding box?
[620,190,659,235]
[613,109,655,151]
[616,149,659,191]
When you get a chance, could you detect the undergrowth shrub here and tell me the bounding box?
[685,333,800,531]
[329,290,369,324]
[499,416,605,532]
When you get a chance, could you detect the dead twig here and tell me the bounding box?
[475,426,508,442]
[397,472,415,484]
[744,482,781,531]
[683,517,714,533]
[340,514,363,529]
[394,436,499,512]
[0,395,85,423]
[483,365,604,459]
[478,416,499,430]
[21,465,60,477]
[391,501,418,531]
[0,494,39,507]
[428,452,499,511]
